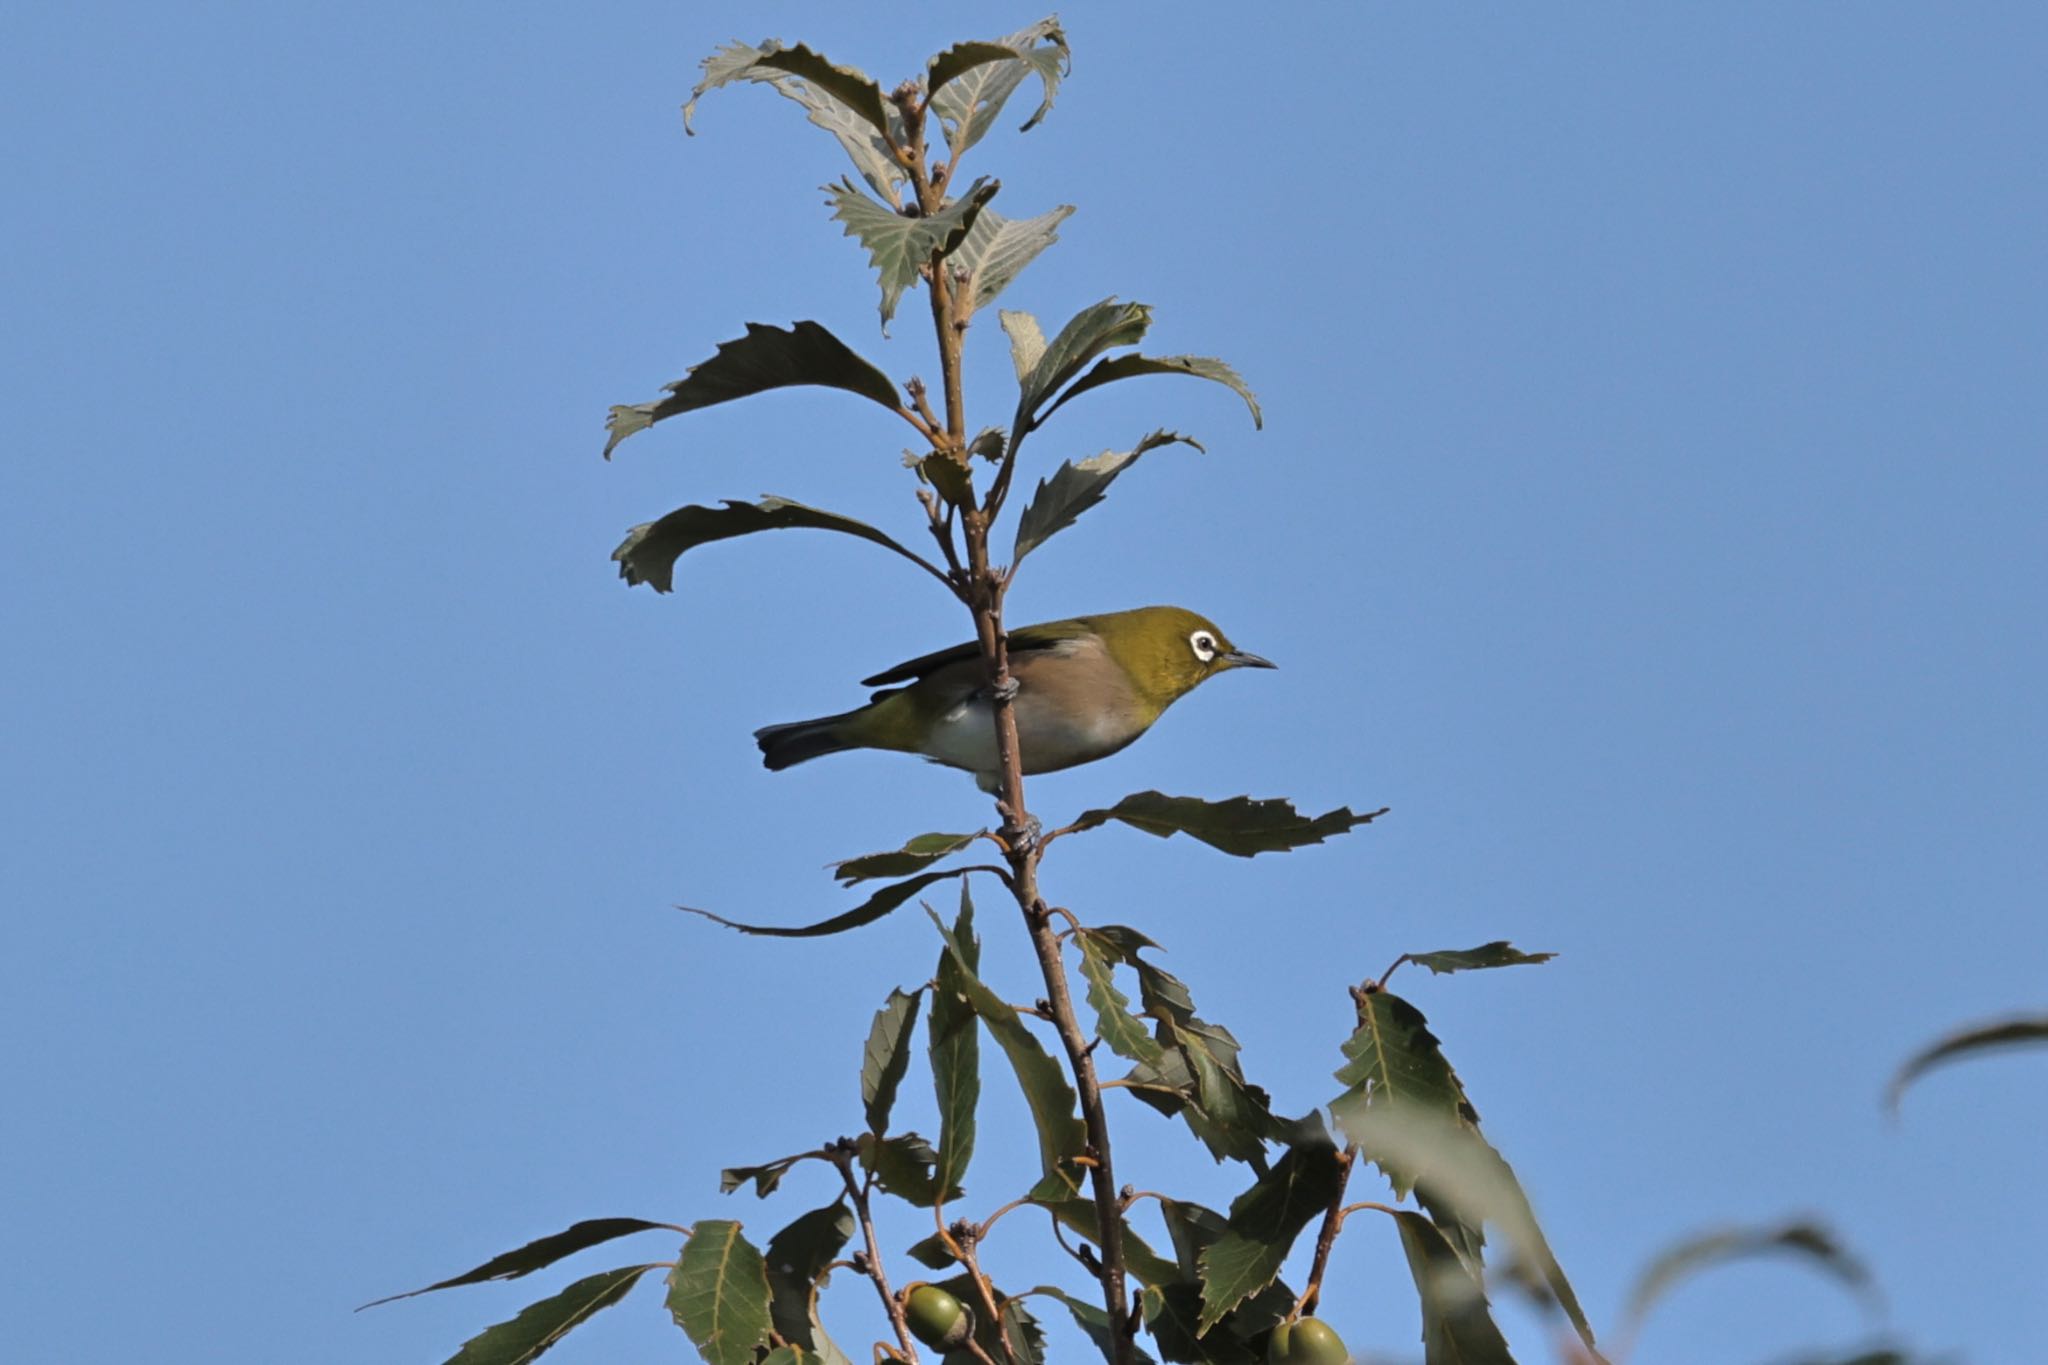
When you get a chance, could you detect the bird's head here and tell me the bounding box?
[1095,605,1276,706]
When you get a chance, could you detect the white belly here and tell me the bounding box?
[922,692,1132,777]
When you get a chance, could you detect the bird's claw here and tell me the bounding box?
[1003,812,1043,856]
[987,675,1021,703]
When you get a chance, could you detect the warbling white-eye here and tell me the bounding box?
[755,605,1275,789]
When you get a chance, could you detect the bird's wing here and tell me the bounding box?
[859,618,1090,688]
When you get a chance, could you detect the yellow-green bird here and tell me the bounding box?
[755,605,1275,790]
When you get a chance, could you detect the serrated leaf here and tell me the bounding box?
[1141,1284,1259,1365]
[930,884,981,1198]
[687,40,888,134]
[666,1221,774,1365]
[856,1132,955,1207]
[1390,1211,1517,1365]
[925,41,1025,103]
[1076,930,1167,1067]
[684,41,904,204]
[1015,298,1151,431]
[1195,1134,1346,1334]
[613,496,940,594]
[1886,1014,2048,1114]
[1620,1219,1879,1349]
[605,322,899,458]
[1001,309,1046,383]
[929,907,1088,1197]
[948,204,1076,315]
[1039,353,1262,431]
[1013,430,1201,563]
[833,832,981,886]
[1069,792,1388,858]
[763,1203,855,1364]
[860,987,923,1135]
[1033,1285,1159,1364]
[1339,1103,1598,1357]
[441,1264,657,1365]
[683,868,975,938]
[361,1219,672,1308]
[827,176,999,329]
[1405,943,1558,976]
[928,19,1068,157]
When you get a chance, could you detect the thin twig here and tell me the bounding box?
[1290,1145,1358,1319]
[830,1142,920,1364]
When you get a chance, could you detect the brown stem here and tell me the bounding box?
[1291,1145,1358,1319]
[832,1144,921,1364]
[899,111,1135,1365]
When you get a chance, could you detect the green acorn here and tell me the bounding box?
[903,1284,972,1350]
[1268,1315,1348,1365]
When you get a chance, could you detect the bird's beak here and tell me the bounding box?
[1222,649,1277,670]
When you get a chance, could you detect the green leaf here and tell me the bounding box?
[1039,353,1263,431]
[684,41,903,203]
[1014,298,1152,432]
[1075,930,1167,1068]
[441,1264,658,1365]
[1403,942,1558,977]
[1013,431,1202,563]
[856,1132,956,1207]
[613,496,942,593]
[929,906,1088,1198]
[833,832,981,886]
[905,1232,958,1270]
[1001,309,1047,383]
[1032,1285,1159,1364]
[361,1219,672,1308]
[827,176,999,329]
[928,19,1069,156]
[1338,1102,1597,1357]
[949,204,1076,316]
[1069,792,1388,858]
[666,1221,774,1365]
[683,868,975,938]
[930,884,981,1198]
[1390,1211,1517,1365]
[1620,1219,1879,1349]
[1195,1133,1347,1333]
[763,1203,856,1364]
[720,1151,820,1198]
[1039,1197,1183,1288]
[860,987,923,1135]
[604,322,899,458]
[1886,1014,2048,1114]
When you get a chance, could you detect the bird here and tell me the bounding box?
[754,605,1275,790]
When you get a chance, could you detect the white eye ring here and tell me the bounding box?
[1189,630,1218,662]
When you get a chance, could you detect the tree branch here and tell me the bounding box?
[1291,1144,1358,1319]
[831,1141,921,1364]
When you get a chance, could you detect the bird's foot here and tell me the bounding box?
[986,675,1021,703]
[999,805,1042,856]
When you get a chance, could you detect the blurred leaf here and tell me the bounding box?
[1403,943,1558,977]
[861,987,924,1134]
[833,832,981,885]
[613,496,941,593]
[1014,298,1152,432]
[1040,353,1262,431]
[1196,1131,1347,1333]
[605,322,899,458]
[683,868,975,938]
[856,1132,957,1207]
[930,907,1088,1198]
[441,1264,658,1365]
[1069,792,1387,858]
[1620,1219,1879,1349]
[930,885,982,1199]
[763,1203,855,1364]
[1013,431,1202,563]
[827,176,999,329]
[1391,1211,1516,1365]
[1886,1014,2048,1114]
[1075,930,1167,1067]
[361,1219,672,1307]
[666,1221,774,1365]
[1340,1104,1597,1357]
[1033,1285,1158,1364]
[1001,309,1046,383]
[928,19,1069,156]
[949,204,1076,315]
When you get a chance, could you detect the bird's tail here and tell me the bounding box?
[754,710,861,771]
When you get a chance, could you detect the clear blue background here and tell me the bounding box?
[5,5,2044,1363]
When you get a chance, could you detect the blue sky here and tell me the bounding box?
[5,5,2045,1363]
